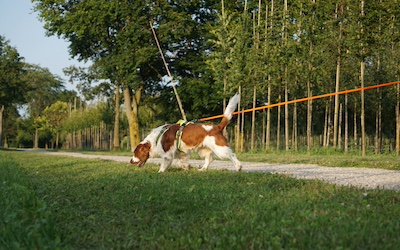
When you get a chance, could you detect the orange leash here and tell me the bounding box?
[199,81,400,122]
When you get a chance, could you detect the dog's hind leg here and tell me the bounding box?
[212,146,242,172]
[228,152,242,172]
[198,148,213,171]
[158,156,173,173]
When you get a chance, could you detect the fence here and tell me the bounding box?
[63,82,400,154]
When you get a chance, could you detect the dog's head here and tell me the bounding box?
[130,141,151,167]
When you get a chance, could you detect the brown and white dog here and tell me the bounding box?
[130,94,242,173]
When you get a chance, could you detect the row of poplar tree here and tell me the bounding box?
[2,0,400,154]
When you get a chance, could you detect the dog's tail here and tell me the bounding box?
[218,93,240,131]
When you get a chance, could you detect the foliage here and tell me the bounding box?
[3,1,400,152]
[63,65,113,101]
[62,101,113,132]
[15,116,35,148]
[1,106,20,146]
[33,0,159,89]
[1,150,400,249]
[0,36,27,147]
[42,101,69,134]
[21,64,68,118]
[0,36,26,108]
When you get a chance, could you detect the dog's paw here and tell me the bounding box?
[181,164,192,170]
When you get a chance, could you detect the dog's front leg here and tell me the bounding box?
[158,156,173,173]
[177,153,191,170]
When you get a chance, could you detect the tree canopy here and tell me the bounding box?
[1,1,400,152]
[0,36,26,108]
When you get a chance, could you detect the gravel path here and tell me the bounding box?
[39,151,400,191]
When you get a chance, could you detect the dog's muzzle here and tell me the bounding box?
[130,158,145,167]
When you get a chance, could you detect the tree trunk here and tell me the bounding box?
[241,107,245,152]
[292,102,297,151]
[124,86,141,151]
[0,105,4,148]
[333,55,340,148]
[266,75,271,151]
[223,77,228,137]
[360,61,366,156]
[333,4,343,148]
[262,110,265,150]
[251,86,256,151]
[338,102,342,149]
[323,101,328,147]
[56,132,59,149]
[344,94,349,152]
[266,0,273,151]
[307,80,312,152]
[375,109,379,154]
[360,0,366,156]
[34,128,39,149]
[235,86,241,152]
[277,94,281,150]
[307,1,315,152]
[354,103,358,150]
[327,102,332,147]
[283,0,289,152]
[396,84,400,155]
[113,85,121,151]
[285,72,289,151]
[375,89,382,154]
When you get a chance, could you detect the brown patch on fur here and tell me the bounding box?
[217,117,229,131]
[158,117,231,152]
[160,111,232,151]
[180,124,207,147]
[131,141,151,166]
[210,132,229,146]
[179,124,229,148]
[160,124,180,152]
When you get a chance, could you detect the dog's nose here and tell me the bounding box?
[130,159,134,164]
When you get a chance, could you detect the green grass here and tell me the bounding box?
[1,150,400,249]
[0,152,60,249]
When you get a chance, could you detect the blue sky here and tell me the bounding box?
[0,1,89,91]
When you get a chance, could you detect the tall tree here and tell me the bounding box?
[22,64,66,148]
[0,36,26,147]
[33,0,156,148]
[333,2,346,148]
[33,0,220,149]
[42,101,69,148]
[207,0,239,109]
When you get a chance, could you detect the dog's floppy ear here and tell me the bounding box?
[131,141,151,167]
[140,141,151,156]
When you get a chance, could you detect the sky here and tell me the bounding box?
[0,0,89,91]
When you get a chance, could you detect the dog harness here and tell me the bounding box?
[175,119,193,152]
[155,120,193,151]
[156,124,173,145]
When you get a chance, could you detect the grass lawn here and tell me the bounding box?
[1,150,399,249]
